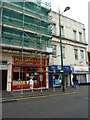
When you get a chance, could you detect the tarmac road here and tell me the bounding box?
[2,89,88,118]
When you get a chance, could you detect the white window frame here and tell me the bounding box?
[79,32,82,42]
[52,45,56,56]
[74,49,78,60]
[73,30,76,40]
[62,46,65,58]
[52,24,56,35]
[80,50,84,60]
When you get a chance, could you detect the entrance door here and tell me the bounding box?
[2,70,7,90]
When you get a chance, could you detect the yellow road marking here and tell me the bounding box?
[0,89,88,103]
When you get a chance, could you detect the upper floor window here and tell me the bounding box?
[73,30,76,40]
[61,26,64,36]
[62,46,65,58]
[52,45,56,56]
[74,49,78,59]
[52,24,56,34]
[79,32,82,42]
[80,50,84,60]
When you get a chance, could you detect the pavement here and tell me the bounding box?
[0,85,88,103]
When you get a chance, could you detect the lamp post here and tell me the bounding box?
[59,6,70,92]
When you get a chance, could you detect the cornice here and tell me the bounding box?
[52,34,88,46]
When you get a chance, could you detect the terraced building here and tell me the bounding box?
[0,0,52,91]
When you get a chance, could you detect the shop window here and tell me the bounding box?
[53,75,61,86]
[13,66,26,86]
[20,72,26,81]
[13,72,19,81]
[27,67,38,85]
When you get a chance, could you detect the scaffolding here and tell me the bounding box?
[0,0,52,91]
[1,0,52,50]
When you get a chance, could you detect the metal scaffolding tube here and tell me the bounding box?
[0,0,3,44]
[1,0,52,91]
[21,1,25,94]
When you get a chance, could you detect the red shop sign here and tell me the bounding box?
[13,56,45,65]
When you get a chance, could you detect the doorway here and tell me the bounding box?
[2,70,7,90]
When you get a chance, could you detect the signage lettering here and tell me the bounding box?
[14,57,45,65]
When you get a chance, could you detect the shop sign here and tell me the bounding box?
[63,66,70,71]
[50,65,61,71]
[50,65,70,71]
[74,66,88,72]
[14,57,45,65]
[0,65,7,69]
[58,66,61,70]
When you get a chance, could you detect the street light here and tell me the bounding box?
[59,6,70,92]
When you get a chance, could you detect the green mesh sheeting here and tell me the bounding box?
[1,0,52,51]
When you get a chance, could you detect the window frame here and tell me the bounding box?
[62,46,65,58]
[73,30,76,40]
[79,32,82,42]
[52,23,56,35]
[52,45,57,56]
[80,50,84,60]
[74,49,78,60]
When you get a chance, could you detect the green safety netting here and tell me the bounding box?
[1,0,52,50]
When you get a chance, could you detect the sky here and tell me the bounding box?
[50,0,89,43]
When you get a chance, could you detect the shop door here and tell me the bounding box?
[2,70,7,90]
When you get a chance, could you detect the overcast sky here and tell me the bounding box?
[50,0,89,43]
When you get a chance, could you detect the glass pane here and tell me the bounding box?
[52,45,56,55]
[73,30,76,40]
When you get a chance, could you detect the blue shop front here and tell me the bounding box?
[49,65,71,88]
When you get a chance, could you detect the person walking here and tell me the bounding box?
[75,78,79,89]
[29,77,34,92]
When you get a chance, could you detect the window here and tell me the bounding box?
[52,45,56,56]
[52,24,56,34]
[79,32,82,42]
[62,46,65,58]
[74,49,78,59]
[61,26,64,36]
[73,30,76,40]
[80,50,84,60]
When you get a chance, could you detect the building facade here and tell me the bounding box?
[0,0,52,91]
[49,11,88,87]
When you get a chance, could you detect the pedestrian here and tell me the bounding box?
[75,78,79,89]
[29,77,34,92]
[71,77,74,87]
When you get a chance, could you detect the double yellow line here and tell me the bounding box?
[0,89,88,103]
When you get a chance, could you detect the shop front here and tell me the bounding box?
[49,65,71,88]
[71,66,88,84]
[11,56,46,90]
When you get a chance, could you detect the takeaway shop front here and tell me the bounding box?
[49,65,71,88]
[71,66,88,84]
[11,56,46,90]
